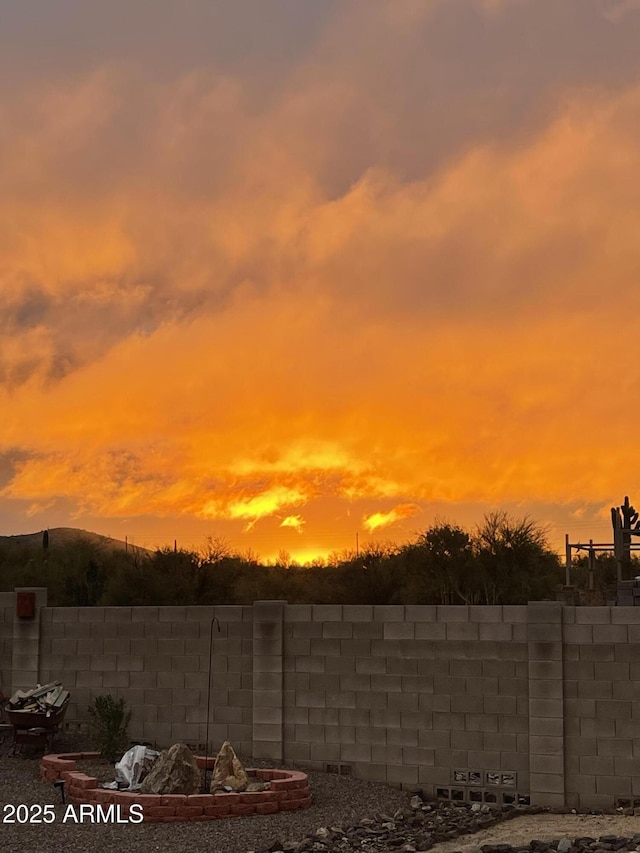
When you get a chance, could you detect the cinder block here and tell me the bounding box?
[171,621,200,639]
[292,622,322,639]
[340,743,372,763]
[579,644,616,663]
[354,762,388,782]
[466,749,500,770]
[464,713,503,737]
[528,642,562,661]
[371,674,402,693]
[530,754,564,775]
[418,765,451,785]
[415,623,446,640]
[530,717,562,737]
[502,754,529,773]
[387,728,418,747]
[387,693,420,712]
[574,607,611,625]
[564,660,594,680]
[577,793,614,810]
[340,639,372,657]
[355,691,388,710]
[387,765,419,787]
[400,640,434,660]
[593,625,628,643]
[528,602,562,623]
[282,742,310,761]
[284,605,312,622]
[311,604,342,621]
[595,661,630,681]
[433,712,465,731]
[479,624,513,642]
[420,694,451,712]
[324,724,355,743]
[251,687,281,711]
[324,691,355,709]
[612,757,640,777]
[389,660,420,678]
[405,605,437,622]
[253,655,283,672]
[528,624,562,643]
[529,772,564,794]
[294,722,325,742]
[451,694,483,714]
[529,680,563,699]
[611,607,640,623]
[284,707,308,726]
[503,606,527,623]
[371,709,401,728]
[352,622,384,639]
[322,623,353,639]
[529,698,563,718]
[450,730,483,750]
[373,606,405,622]
[418,729,448,749]
[436,606,469,622]
[483,731,517,752]
[404,747,435,767]
[596,775,632,795]
[613,644,640,663]
[596,699,631,720]
[384,622,415,640]
[484,695,517,715]
[597,738,633,757]
[295,656,326,674]
[566,773,596,795]
[577,681,613,700]
[563,626,593,644]
[326,657,357,675]
[529,735,563,755]
[469,606,502,623]
[310,638,341,656]
[434,676,467,694]
[580,718,615,738]
[339,674,371,692]
[342,605,374,622]
[446,623,479,641]
[308,707,339,725]
[157,638,185,656]
[434,640,468,659]
[157,671,185,689]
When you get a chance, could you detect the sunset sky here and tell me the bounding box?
[2,0,640,564]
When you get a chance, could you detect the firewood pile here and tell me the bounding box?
[8,682,70,714]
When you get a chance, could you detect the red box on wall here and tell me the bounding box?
[16,591,36,619]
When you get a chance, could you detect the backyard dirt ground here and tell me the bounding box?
[431,813,640,853]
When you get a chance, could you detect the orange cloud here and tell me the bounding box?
[280,515,306,533]
[363,504,421,533]
[4,44,640,557]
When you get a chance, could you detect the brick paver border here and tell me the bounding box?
[41,752,311,822]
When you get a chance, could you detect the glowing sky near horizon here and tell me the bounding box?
[2,0,640,562]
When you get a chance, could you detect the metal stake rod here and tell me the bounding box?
[202,616,221,793]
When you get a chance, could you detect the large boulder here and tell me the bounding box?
[139,742,201,795]
[210,741,249,793]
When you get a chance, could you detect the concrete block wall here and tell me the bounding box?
[0,591,14,696]
[37,604,254,754]
[5,591,640,810]
[282,604,530,805]
[563,606,640,811]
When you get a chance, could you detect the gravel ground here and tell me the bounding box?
[0,737,409,853]
[2,736,639,853]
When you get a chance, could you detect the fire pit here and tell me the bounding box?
[41,752,311,823]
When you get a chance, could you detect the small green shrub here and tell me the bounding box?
[88,694,131,763]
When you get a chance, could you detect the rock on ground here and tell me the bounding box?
[138,742,201,795]
[210,740,249,793]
